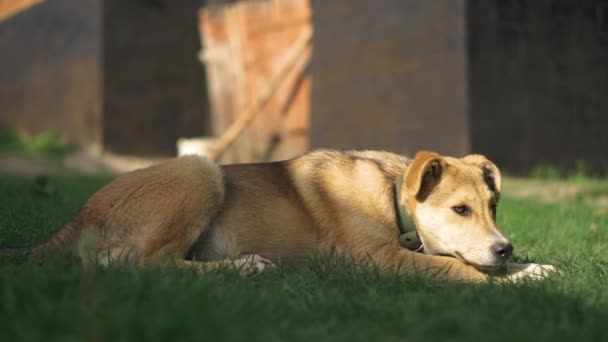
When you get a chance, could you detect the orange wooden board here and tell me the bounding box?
[0,0,43,21]
[199,0,312,163]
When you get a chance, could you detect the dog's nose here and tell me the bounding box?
[492,242,513,259]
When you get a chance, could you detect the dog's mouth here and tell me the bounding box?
[450,252,507,272]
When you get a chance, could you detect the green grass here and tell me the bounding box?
[1,174,608,341]
[529,161,606,181]
[0,129,70,160]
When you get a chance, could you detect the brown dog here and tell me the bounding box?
[24,149,554,282]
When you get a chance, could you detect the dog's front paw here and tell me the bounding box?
[501,263,557,283]
[234,254,276,276]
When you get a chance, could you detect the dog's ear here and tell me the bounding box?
[462,154,502,199]
[404,150,443,200]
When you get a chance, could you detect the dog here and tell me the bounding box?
[18,149,555,282]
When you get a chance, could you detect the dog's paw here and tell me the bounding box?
[234,254,276,276]
[502,263,557,283]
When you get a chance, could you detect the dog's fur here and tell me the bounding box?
[22,149,554,282]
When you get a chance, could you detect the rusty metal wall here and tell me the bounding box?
[103,0,210,157]
[0,0,210,157]
[309,0,470,157]
[0,0,102,148]
[468,0,608,174]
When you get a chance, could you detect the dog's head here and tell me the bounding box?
[401,150,511,270]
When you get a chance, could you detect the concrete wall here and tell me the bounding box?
[0,0,102,148]
[468,0,608,174]
[310,0,470,156]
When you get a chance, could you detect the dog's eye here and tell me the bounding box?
[490,204,498,218]
[452,205,472,216]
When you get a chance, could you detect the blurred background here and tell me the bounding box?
[0,0,606,175]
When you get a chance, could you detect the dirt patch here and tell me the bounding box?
[0,153,56,175]
[0,151,167,175]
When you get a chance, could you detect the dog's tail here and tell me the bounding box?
[1,223,80,262]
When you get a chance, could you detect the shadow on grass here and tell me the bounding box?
[0,255,606,342]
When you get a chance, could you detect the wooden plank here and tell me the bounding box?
[199,0,312,163]
[209,26,312,161]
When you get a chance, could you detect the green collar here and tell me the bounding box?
[393,173,423,252]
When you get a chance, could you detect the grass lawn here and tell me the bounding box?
[1,173,608,341]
